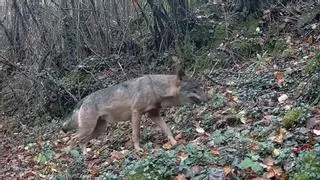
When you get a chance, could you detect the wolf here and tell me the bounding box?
[62,69,207,154]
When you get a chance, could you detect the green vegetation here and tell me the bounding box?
[293,144,320,180]
[283,107,305,129]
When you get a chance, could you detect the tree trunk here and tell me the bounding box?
[234,0,261,19]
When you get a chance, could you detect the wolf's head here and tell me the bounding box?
[62,109,79,133]
[176,69,207,105]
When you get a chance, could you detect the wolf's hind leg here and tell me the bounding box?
[149,109,177,146]
[91,117,107,139]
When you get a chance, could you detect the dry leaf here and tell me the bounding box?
[278,94,288,103]
[195,122,205,134]
[210,147,220,156]
[175,174,187,180]
[274,71,285,86]
[267,170,276,178]
[272,128,287,144]
[231,96,239,104]
[90,167,100,177]
[263,156,275,166]
[267,166,284,178]
[272,148,280,157]
[197,107,208,116]
[308,35,314,44]
[207,87,214,99]
[62,137,70,142]
[195,127,205,134]
[163,142,173,150]
[223,166,232,175]
[177,151,187,161]
[110,151,126,162]
[189,165,201,175]
[313,129,320,136]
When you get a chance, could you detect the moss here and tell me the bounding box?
[281,45,295,58]
[124,174,148,180]
[193,56,214,75]
[304,53,320,75]
[264,39,287,57]
[231,40,261,58]
[190,23,214,48]
[62,71,93,92]
[283,107,304,129]
[267,23,282,37]
[175,33,195,70]
[213,23,227,47]
[292,144,320,180]
[232,17,260,37]
[231,41,251,57]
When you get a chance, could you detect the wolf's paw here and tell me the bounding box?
[170,139,178,147]
[134,146,144,154]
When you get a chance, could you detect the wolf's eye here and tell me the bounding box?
[192,90,197,93]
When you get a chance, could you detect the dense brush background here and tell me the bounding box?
[0,0,320,179]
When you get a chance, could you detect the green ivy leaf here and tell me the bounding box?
[238,157,263,173]
[238,158,253,169]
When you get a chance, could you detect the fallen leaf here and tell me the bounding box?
[195,122,205,134]
[293,144,313,154]
[163,142,173,150]
[62,137,70,142]
[197,107,208,116]
[278,94,288,103]
[110,151,126,162]
[175,174,187,180]
[177,151,187,162]
[274,128,287,144]
[267,169,276,178]
[238,110,247,124]
[274,71,285,86]
[223,166,232,175]
[267,166,284,178]
[306,116,320,129]
[22,171,36,178]
[308,35,315,44]
[263,156,275,166]
[210,147,220,156]
[313,129,320,135]
[188,165,201,175]
[206,87,214,99]
[231,95,239,104]
[195,127,205,134]
[272,149,280,157]
[90,167,100,177]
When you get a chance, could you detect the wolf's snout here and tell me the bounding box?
[62,122,68,133]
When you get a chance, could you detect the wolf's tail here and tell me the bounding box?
[62,99,84,133]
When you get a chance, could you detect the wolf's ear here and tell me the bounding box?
[176,68,185,80]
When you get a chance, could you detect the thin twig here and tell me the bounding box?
[204,75,224,86]
[45,72,78,103]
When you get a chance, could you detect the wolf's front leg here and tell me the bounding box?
[131,110,143,152]
[151,116,177,146]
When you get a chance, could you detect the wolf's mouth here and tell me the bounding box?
[190,96,201,104]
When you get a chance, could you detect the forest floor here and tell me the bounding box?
[1,10,320,180]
